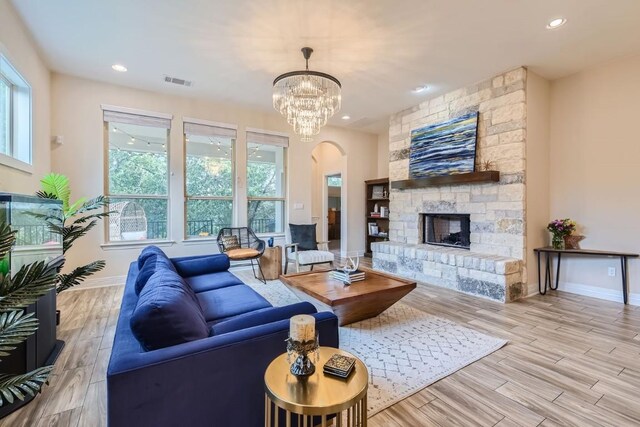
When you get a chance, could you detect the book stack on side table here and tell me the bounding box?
[330,269,366,284]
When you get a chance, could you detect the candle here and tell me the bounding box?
[290,314,315,342]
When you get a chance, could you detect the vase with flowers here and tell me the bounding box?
[547,218,577,250]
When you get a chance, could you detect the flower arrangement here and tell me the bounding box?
[547,218,577,249]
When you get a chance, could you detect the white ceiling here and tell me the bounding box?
[11,0,640,133]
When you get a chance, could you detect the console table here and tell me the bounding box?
[533,247,639,304]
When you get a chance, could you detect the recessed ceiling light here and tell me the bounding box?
[341,115,351,120]
[413,85,429,94]
[546,18,566,29]
[112,64,128,72]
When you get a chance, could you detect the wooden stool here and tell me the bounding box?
[259,246,283,281]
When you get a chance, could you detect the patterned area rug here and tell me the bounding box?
[244,275,507,416]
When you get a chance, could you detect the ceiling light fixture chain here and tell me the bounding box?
[272,47,341,142]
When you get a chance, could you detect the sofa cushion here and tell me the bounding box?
[135,254,177,295]
[130,269,209,350]
[184,271,244,293]
[137,245,168,269]
[172,254,231,277]
[196,285,271,323]
[210,302,317,335]
[287,250,334,265]
[289,224,318,251]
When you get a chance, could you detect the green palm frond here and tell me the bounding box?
[56,260,106,293]
[39,173,71,212]
[0,224,16,260]
[34,191,58,200]
[0,258,61,312]
[62,220,98,254]
[0,311,39,357]
[76,195,110,214]
[0,366,52,406]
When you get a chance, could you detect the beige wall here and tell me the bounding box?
[51,73,377,282]
[549,54,640,300]
[377,133,389,178]
[0,0,50,193]
[525,72,551,292]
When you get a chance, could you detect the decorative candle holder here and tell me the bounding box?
[286,334,319,377]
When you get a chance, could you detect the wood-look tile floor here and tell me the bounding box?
[3,264,640,426]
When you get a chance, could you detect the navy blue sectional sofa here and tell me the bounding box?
[107,246,339,427]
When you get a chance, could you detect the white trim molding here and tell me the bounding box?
[101,104,173,120]
[182,117,237,130]
[557,281,640,306]
[245,127,289,138]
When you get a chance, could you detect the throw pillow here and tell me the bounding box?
[289,224,318,252]
[221,235,240,251]
[134,254,177,295]
[172,254,231,277]
[137,245,167,269]
[130,269,209,350]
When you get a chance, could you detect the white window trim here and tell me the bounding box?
[103,114,172,244]
[0,152,33,173]
[0,54,32,172]
[183,117,237,130]
[100,104,173,120]
[183,120,237,240]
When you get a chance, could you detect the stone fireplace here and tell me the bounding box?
[372,67,530,303]
[422,213,471,249]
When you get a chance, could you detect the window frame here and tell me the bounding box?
[0,54,32,173]
[102,113,172,245]
[183,125,237,240]
[246,136,288,236]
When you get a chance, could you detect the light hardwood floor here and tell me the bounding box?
[2,263,640,426]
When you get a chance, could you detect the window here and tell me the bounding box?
[184,120,236,238]
[246,130,288,234]
[0,55,32,170]
[103,107,171,242]
[327,176,342,187]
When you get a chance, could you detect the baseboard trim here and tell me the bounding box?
[555,281,640,306]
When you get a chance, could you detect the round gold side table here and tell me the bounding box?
[264,347,368,427]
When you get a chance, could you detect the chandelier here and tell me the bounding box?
[273,47,341,142]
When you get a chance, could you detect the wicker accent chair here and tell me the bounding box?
[284,223,334,274]
[216,227,266,283]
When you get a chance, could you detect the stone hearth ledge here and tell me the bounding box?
[371,241,524,303]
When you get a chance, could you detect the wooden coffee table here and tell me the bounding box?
[279,267,416,326]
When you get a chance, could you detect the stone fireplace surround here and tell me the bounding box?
[372,67,529,302]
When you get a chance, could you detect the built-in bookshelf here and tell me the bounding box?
[365,177,389,257]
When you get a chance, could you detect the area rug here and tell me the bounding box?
[243,274,507,416]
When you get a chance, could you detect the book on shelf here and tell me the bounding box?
[323,353,356,379]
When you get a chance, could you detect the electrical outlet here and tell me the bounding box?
[608,267,616,277]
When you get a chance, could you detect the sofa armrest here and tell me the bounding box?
[171,254,230,277]
[107,311,338,427]
[211,302,317,336]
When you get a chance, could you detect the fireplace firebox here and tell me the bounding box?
[422,214,471,249]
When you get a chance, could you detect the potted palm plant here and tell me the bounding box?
[35,173,111,294]
[0,222,62,407]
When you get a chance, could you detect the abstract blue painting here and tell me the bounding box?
[409,112,479,178]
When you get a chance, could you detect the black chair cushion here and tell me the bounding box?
[289,224,318,252]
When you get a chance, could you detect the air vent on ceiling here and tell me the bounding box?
[163,75,193,87]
